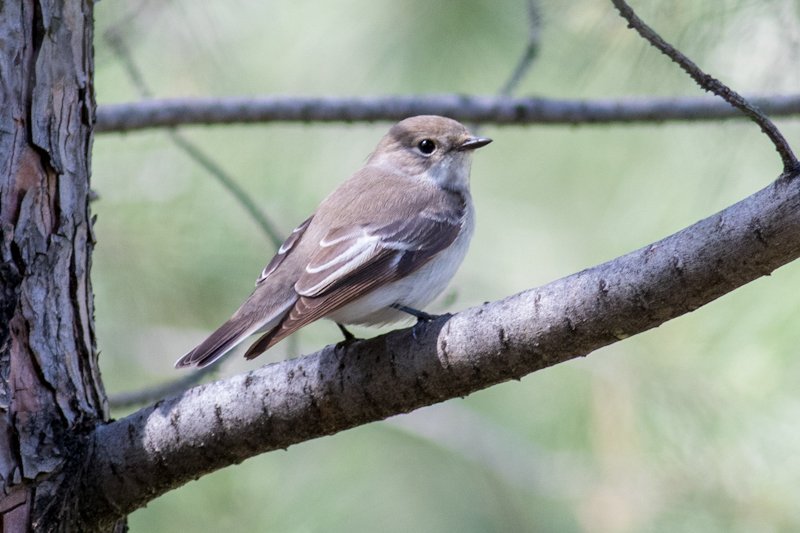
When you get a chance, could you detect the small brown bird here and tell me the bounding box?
[176,115,491,368]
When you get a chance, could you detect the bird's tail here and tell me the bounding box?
[174,316,263,368]
[174,295,296,368]
[175,286,297,368]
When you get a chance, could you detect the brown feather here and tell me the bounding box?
[243,205,465,359]
[257,216,313,284]
[243,252,400,358]
[175,316,257,368]
[178,115,488,368]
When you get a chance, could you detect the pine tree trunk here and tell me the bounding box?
[0,1,114,530]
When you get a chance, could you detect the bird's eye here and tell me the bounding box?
[417,139,436,155]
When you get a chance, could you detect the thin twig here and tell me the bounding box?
[104,30,154,99]
[611,0,799,173]
[95,93,800,133]
[104,31,284,248]
[470,0,542,135]
[498,0,542,97]
[109,365,219,409]
[166,130,284,247]
[95,0,160,68]
[107,29,297,355]
[104,30,291,409]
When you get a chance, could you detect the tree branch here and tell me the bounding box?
[103,29,286,248]
[94,93,800,133]
[82,165,800,528]
[81,2,800,529]
[497,0,542,98]
[165,131,285,247]
[611,0,798,173]
[107,364,218,409]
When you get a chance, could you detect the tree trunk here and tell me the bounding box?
[0,1,113,531]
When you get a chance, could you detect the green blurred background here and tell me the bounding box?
[92,1,800,531]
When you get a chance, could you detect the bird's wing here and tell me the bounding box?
[256,216,313,285]
[175,216,313,368]
[243,208,465,358]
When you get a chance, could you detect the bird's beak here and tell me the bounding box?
[458,136,493,151]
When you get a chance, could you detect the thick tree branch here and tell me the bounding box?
[94,94,800,133]
[81,2,800,529]
[82,165,800,528]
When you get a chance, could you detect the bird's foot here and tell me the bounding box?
[335,323,360,350]
[390,304,439,323]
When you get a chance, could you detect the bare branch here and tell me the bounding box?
[83,166,800,527]
[104,30,153,99]
[108,364,218,409]
[102,30,289,409]
[469,0,541,136]
[498,0,542,97]
[94,93,800,133]
[165,130,284,247]
[104,30,285,248]
[611,0,799,173]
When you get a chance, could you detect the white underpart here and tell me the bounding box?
[427,151,472,190]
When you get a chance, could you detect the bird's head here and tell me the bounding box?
[368,115,492,191]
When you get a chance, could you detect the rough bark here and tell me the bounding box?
[0,1,112,531]
[80,166,800,529]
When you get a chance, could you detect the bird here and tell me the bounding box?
[175,115,491,368]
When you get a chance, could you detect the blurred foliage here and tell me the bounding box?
[92,0,800,531]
